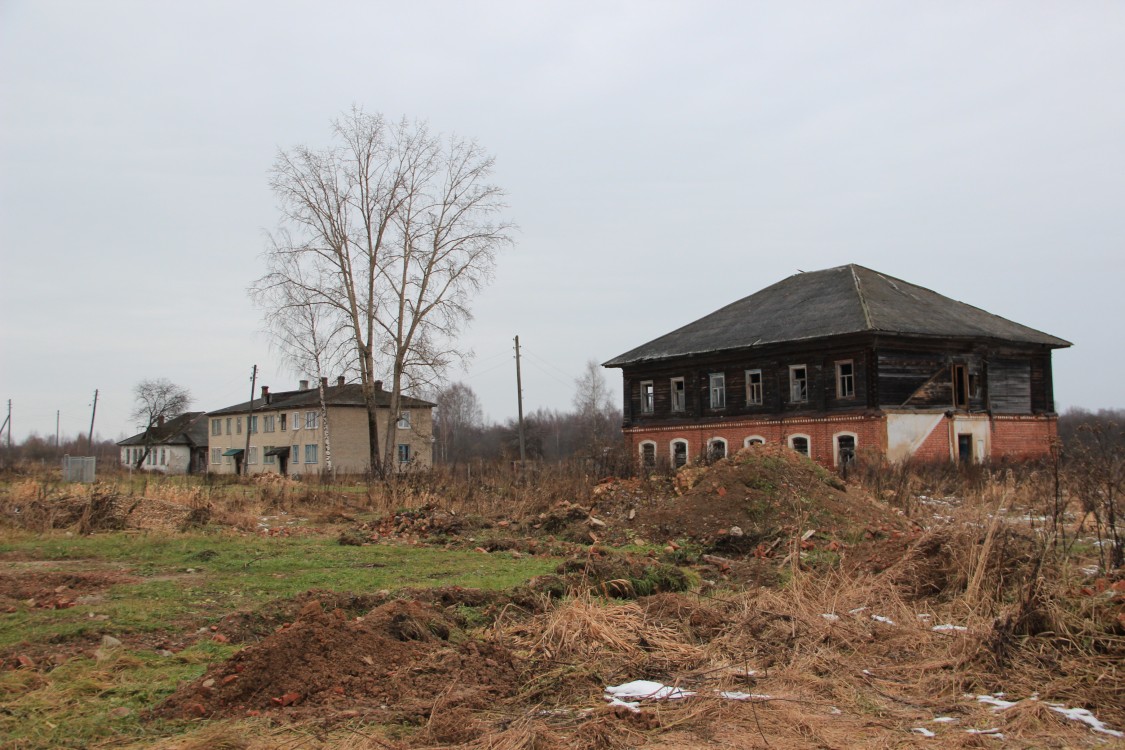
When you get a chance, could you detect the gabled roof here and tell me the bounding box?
[604,264,1071,367]
[207,383,435,417]
[117,412,209,447]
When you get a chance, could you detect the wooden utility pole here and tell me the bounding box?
[55,410,60,451]
[243,365,257,476]
[87,389,98,454]
[2,400,10,450]
[514,335,526,465]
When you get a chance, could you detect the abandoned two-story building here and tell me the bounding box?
[604,264,1070,469]
[206,378,434,475]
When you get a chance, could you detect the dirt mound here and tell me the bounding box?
[0,570,131,610]
[3,488,205,533]
[160,597,522,726]
[592,445,916,565]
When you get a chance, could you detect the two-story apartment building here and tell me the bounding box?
[604,265,1070,469]
[206,377,434,475]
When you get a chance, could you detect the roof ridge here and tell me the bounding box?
[850,264,874,330]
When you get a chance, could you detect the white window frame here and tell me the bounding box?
[263,414,276,433]
[291,412,301,431]
[248,446,258,465]
[709,373,726,409]
[396,411,411,430]
[249,415,259,434]
[291,444,300,463]
[236,417,242,435]
[833,432,858,468]
[835,360,855,399]
[304,443,318,464]
[159,448,166,466]
[743,435,766,448]
[264,445,276,465]
[789,365,808,403]
[707,437,728,460]
[640,381,654,414]
[745,369,763,406]
[305,411,319,430]
[788,433,811,457]
[225,417,232,435]
[671,439,689,468]
[211,419,222,436]
[638,440,657,469]
[211,447,221,464]
[670,377,685,413]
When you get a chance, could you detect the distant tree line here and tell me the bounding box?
[0,433,120,466]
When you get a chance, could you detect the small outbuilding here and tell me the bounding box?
[117,412,210,474]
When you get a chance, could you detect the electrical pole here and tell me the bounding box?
[514,335,526,466]
[243,365,257,476]
[88,389,98,455]
[56,410,60,451]
[2,400,10,450]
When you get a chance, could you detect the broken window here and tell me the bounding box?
[670,378,685,412]
[836,434,856,467]
[953,364,969,409]
[789,435,810,457]
[672,440,688,468]
[709,373,726,409]
[708,439,727,461]
[744,436,765,447]
[640,441,656,469]
[836,361,855,399]
[640,381,654,414]
[745,369,763,405]
[789,365,808,403]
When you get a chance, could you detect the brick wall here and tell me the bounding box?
[912,419,953,463]
[626,415,887,469]
[991,415,1057,461]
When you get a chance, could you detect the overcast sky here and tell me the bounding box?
[2,1,1123,443]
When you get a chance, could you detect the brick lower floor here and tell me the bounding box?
[624,412,1057,469]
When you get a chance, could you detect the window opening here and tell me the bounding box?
[789,365,808,403]
[672,440,688,468]
[953,365,969,408]
[745,369,763,405]
[709,373,726,409]
[671,378,685,412]
[836,361,855,399]
[640,381,654,414]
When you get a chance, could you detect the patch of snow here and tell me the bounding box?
[604,697,640,712]
[966,728,1004,738]
[931,624,968,632]
[977,694,1018,710]
[605,680,693,701]
[848,606,867,614]
[829,706,842,715]
[932,716,958,723]
[1046,704,1124,738]
[911,727,936,737]
[1081,566,1100,576]
[720,691,772,701]
[871,615,896,625]
[917,613,933,620]
[821,613,839,621]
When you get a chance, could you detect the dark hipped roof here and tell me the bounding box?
[207,383,435,417]
[604,264,1070,367]
[117,412,209,447]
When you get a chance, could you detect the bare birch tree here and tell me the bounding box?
[255,109,512,476]
[130,379,191,468]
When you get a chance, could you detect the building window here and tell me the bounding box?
[745,369,763,405]
[744,436,765,447]
[639,441,656,469]
[236,417,242,435]
[953,364,969,409]
[211,447,221,464]
[789,434,811,457]
[249,415,259,434]
[304,444,318,464]
[397,412,411,430]
[671,377,685,412]
[291,412,301,430]
[264,446,275,464]
[291,444,299,463]
[789,365,808,403]
[263,415,276,433]
[159,448,166,466]
[397,443,411,463]
[305,411,319,430]
[834,433,857,468]
[836,361,855,399]
[279,413,287,431]
[211,419,222,436]
[640,381,654,414]
[225,417,232,435]
[248,446,258,464]
[708,438,727,461]
[671,440,688,468]
[709,373,726,409]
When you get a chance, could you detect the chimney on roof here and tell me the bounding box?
[261,385,270,404]
[374,380,383,391]
[337,375,345,387]
[157,415,165,427]
[320,376,328,389]
[299,379,309,390]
